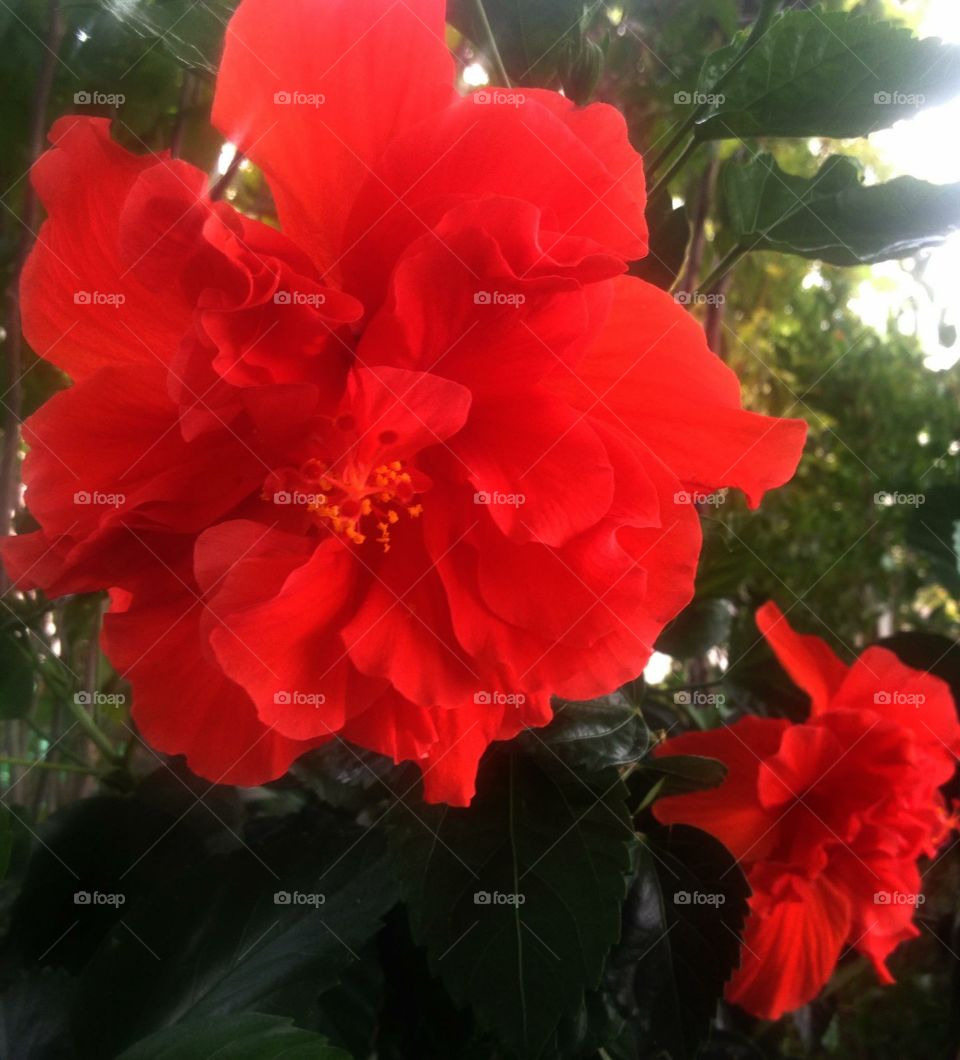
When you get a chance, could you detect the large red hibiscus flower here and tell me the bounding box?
[3,0,806,805]
[654,602,960,1019]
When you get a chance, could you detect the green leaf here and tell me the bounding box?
[390,752,634,1059]
[0,969,75,1060]
[0,806,12,881]
[447,0,586,85]
[0,630,35,719]
[606,824,749,1060]
[694,9,960,141]
[720,153,960,265]
[311,942,384,1058]
[517,692,649,771]
[101,0,238,73]
[905,485,960,593]
[117,1013,351,1060]
[558,35,604,105]
[629,191,690,290]
[73,810,398,1056]
[8,770,241,974]
[294,741,416,814]
[656,598,733,660]
[638,754,727,799]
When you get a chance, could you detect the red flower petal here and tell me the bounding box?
[830,850,923,983]
[548,276,807,509]
[341,536,480,710]
[212,0,456,276]
[18,365,262,540]
[726,870,852,1020]
[755,600,849,714]
[342,92,647,305]
[198,524,384,738]
[103,549,324,785]
[21,117,192,381]
[652,716,791,864]
[453,390,615,546]
[339,687,552,806]
[835,646,960,770]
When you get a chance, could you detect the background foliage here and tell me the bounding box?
[0,1,958,1057]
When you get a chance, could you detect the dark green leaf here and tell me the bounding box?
[311,943,384,1058]
[0,805,12,881]
[375,908,496,1059]
[5,770,242,974]
[639,754,727,799]
[606,824,749,1060]
[656,598,733,659]
[390,753,634,1059]
[117,1013,351,1060]
[293,741,416,814]
[447,0,586,85]
[720,153,960,265]
[629,191,690,290]
[905,485,960,593]
[101,0,238,73]
[73,810,398,1056]
[0,630,35,719]
[518,692,649,771]
[559,35,604,104]
[694,10,960,140]
[0,969,76,1060]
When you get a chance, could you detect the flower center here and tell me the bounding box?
[300,458,422,552]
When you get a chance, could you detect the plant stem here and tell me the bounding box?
[210,148,244,201]
[647,137,700,201]
[473,0,511,87]
[699,245,746,294]
[0,0,64,595]
[645,0,783,180]
[65,695,119,764]
[674,147,720,295]
[0,755,101,776]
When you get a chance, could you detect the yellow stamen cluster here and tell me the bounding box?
[307,460,422,552]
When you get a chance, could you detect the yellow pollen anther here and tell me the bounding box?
[297,456,421,552]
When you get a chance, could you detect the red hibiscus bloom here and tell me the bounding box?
[654,602,960,1019]
[3,0,806,804]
